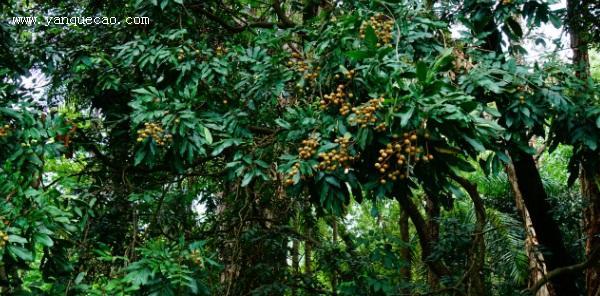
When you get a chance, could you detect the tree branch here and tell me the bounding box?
[272,0,295,26]
[449,175,487,295]
[529,245,600,293]
[395,193,451,278]
[189,3,295,33]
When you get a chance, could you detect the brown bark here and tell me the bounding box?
[450,176,486,296]
[510,150,578,294]
[581,168,600,296]
[302,0,320,22]
[507,162,553,296]
[332,219,338,295]
[305,226,313,276]
[471,6,579,293]
[530,246,600,295]
[567,1,599,295]
[425,194,441,288]
[292,238,299,296]
[567,0,591,80]
[395,195,450,280]
[399,207,412,293]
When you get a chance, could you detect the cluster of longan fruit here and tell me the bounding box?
[136,122,172,146]
[299,138,319,159]
[0,124,10,137]
[316,137,356,172]
[452,49,474,73]
[360,14,394,46]
[190,249,205,267]
[177,49,186,61]
[287,52,320,81]
[0,231,8,248]
[349,97,385,128]
[375,132,434,184]
[285,162,302,186]
[344,69,356,80]
[319,84,353,116]
[374,123,387,132]
[285,137,320,185]
[515,85,531,104]
[215,46,228,57]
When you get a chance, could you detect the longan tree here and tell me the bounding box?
[1,0,599,296]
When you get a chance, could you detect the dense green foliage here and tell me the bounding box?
[1,0,599,295]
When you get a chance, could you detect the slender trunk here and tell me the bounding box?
[504,23,550,296]
[395,195,449,280]
[567,1,599,295]
[332,219,338,295]
[302,0,320,23]
[567,0,591,80]
[451,176,486,296]
[305,226,313,276]
[291,238,299,296]
[399,207,412,293]
[470,6,579,293]
[510,140,578,296]
[581,168,600,296]
[507,162,553,296]
[425,194,441,288]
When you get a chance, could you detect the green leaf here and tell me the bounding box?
[548,13,561,28]
[416,62,428,83]
[447,182,465,198]
[364,26,378,49]
[275,118,291,129]
[134,149,146,166]
[345,50,371,60]
[202,127,213,144]
[254,160,270,169]
[186,279,198,293]
[463,135,485,152]
[584,137,598,151]
[395,106,414,127]
[34,233,54,247]
[596,116,600,129]
[211,140,234,156]
[370,205,379,218]
[241,172,254,187]
[431,48,454,74]
[325,176,341,188]
[8,245,33,261]
[506,17,523,38]
[74,272,86,285]
[8,234,27,244]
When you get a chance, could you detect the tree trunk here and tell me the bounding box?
[507,162,553,296]
[292,237,299,296]
[302,0,320,22]
[425,194,441,288]
[395,195,450,280]
[399,207,412,294]
[450,176,487,296]
[332,219,338,296]
[567,0,591,79]
[581,168,600,296]
[305,226,313,276]
[469,6,580,293]
[510,150,578,294]
[567,1,599,295]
